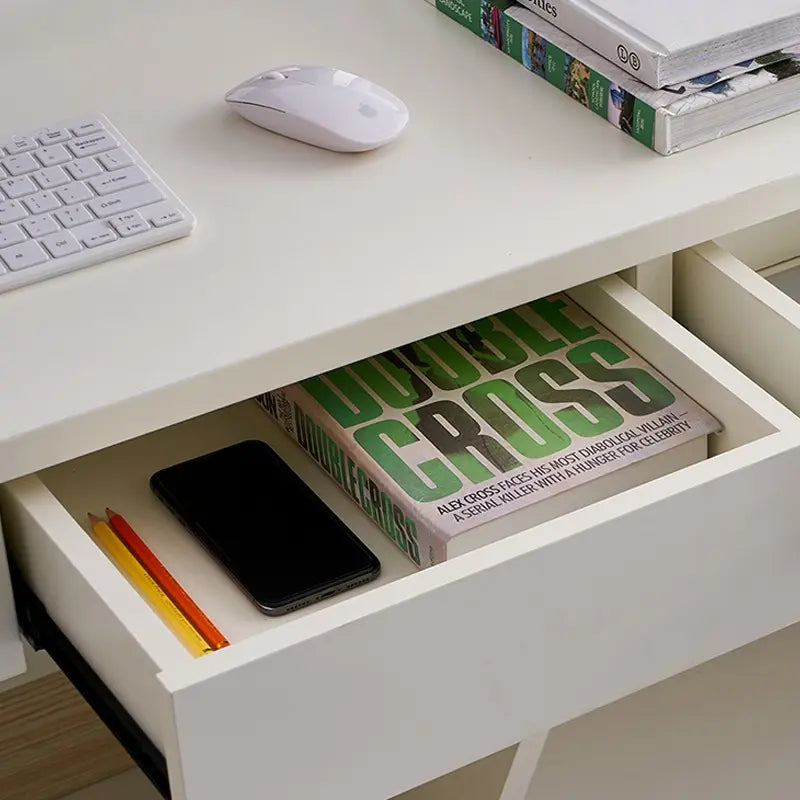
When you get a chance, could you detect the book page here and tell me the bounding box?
[577,0,800,53]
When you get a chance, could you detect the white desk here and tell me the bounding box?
[4,2,800,800]
[3,0,800,482]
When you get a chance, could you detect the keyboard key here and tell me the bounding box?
[55,204,92,228]
[22,214,59,238]
[0,176,37,199]
[150,209,185,227]
[68,131,118,158]
[110,210,148,237]
[36,144,71,167]
[55,182,92,205]
[108,210,142,227]
[23,191,61,214]
[0,224,25,247]
[65,157,103,180]
[0,240,48,271]
[87,182,163,217]
[38,128,71,145]
[88,165,147,196]
[41,230,81,258]
[2,153,39,176]
[98,148,134,170]
[33,166,70,189]
[3,136,37,154]
[117,219,149,237]
[0,200,28,225]
[82,229,117,248]
[70,120,103,136]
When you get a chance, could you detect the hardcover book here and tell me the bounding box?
[257,293,721,568]
[427,0,800,154]
[517,0,800,88]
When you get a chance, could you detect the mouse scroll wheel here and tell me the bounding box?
[262,71,288,80]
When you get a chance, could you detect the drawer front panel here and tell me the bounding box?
[162,436,800,800]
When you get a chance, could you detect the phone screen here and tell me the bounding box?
[150,439,380,614]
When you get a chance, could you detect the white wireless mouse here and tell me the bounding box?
[224,65,409,152]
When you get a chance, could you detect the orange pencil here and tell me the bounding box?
[87,513,212,658]
[106,507,229,650]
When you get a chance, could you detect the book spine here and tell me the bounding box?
[255,392,443,569]
[427,0,659,152]
[516,0,662,87]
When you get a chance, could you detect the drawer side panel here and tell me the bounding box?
[675,243,800,416]
[0,519,25,681]
[0,478,187,750]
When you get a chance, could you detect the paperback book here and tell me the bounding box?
[257,293,720,569]
[427,0,800,154]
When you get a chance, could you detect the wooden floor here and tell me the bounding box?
[0,671,132,800]
[61,771,159,800]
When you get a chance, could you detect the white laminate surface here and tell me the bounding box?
[61,624,800,800]
[4,0,800,481]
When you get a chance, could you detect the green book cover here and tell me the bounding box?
[426,0,660,151]
[258,294,720,568]
[432,0,516,43]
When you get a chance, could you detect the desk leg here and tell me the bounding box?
[621,254,673,314]
[498,731,550,800]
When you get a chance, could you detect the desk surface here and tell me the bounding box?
[3,0,800,481]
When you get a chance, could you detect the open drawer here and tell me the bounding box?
[3,275,800,800]
[674,242,800,417]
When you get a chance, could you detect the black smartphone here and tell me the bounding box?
[149,439,380,616]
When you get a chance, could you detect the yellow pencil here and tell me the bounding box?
[87,513,212,657]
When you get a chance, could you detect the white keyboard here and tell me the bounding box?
[0,113,195,293]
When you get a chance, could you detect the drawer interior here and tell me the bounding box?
[30,276,784,650]
[38,400,419,646]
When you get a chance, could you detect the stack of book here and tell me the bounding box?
[425,0,800,154]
